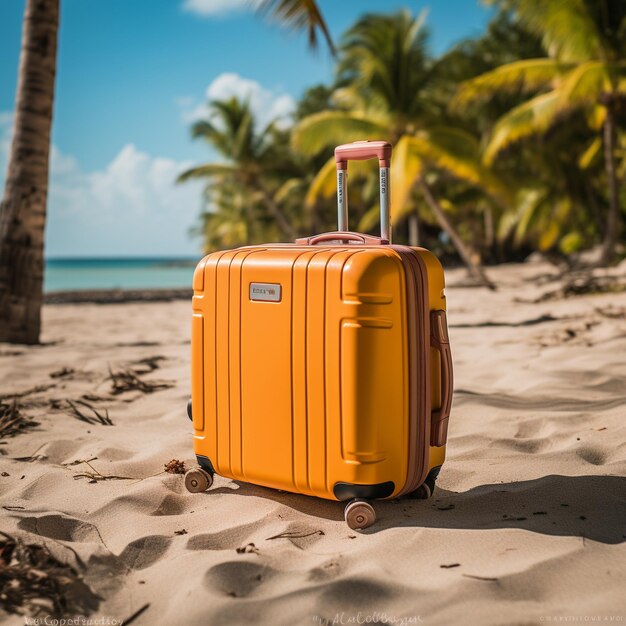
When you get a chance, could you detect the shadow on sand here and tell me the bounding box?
[208,474,625,544]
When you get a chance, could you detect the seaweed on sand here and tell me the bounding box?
[0,400,39,440]
[0,532,100,617]
[528,273,626,303]
[107,366,173,395]
[66,399,113,426]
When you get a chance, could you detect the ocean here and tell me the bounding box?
[44,257,200,293]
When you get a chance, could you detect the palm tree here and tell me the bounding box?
[453,0,626,264]
[194,180,280,251]
[255,0,335,54]
[0,0,60,344]
[293,11,506,288]
[178,96,301,241]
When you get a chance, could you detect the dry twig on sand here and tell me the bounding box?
[0,400,39,440]
[71,459,133,483]
[266,530,325,540]
[132,356,166,373]
[0,385,55,403]
[66,400,113,426]
[121,603,151,626]
[0,532,100,618]
[49,367,74,379]
[107,366,173,395]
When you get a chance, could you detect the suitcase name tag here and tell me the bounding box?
[249,282,282,302]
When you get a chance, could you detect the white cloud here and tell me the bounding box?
[179,72,296,130]
[181,0,254,18]
[0,117,205,257]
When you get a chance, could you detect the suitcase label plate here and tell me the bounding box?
[249,282,282,302]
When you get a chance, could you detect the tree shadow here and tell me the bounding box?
[209,474,625,544]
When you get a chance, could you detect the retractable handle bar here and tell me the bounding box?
[334,140,392,242]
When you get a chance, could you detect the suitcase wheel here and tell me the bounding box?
[184,467,213,493]
[344,499,376,530]
[186,399,193,421]
[409,474,437,500]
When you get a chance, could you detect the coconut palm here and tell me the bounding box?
[293,11,507,288]
[178,96,301,241]
[0,0,60,344]
[194,180,280,251]
[453,0,626,264]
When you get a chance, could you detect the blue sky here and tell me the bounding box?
[0,0,492,257]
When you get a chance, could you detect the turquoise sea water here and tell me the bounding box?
[44,258,199,292]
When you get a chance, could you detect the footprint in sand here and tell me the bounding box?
[204,560,277,598]
[576,445,608,466]
[318,578,394,609]
[118,535,172,570]
[308,557,344,582]
[187,522,260,551]
[18,513,101,543]
[514,417,549,439]
[151,493,188,516]
[493,437,550,454]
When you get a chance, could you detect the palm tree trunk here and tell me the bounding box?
[0,0,59,344]
[256,180,297,240]
[408,213,420,247]
[584,178,604,238]
[599,105,621,265]
[419,178,495,290]
[484,206,494,254]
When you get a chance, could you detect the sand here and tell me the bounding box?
[1,260,625,625]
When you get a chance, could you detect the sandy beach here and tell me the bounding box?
[1,259,625,626]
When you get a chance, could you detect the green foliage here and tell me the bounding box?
[180,1,626,264]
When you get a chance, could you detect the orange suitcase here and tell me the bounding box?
[185,140,453,529]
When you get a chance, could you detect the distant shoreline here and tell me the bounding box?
[44,287,193,305]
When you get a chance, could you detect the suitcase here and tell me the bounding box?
[184,140,453,530]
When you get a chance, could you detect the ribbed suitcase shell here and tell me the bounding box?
[190,243,447,501]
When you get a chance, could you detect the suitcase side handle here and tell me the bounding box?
[334,140,392,242]
[295,231,388,246]
[430,310,453,447]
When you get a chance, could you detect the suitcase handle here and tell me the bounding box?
[295,231,388,246]
[334,140,392,242]
[430,310,453,447]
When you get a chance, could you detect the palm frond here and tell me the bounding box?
[512,188,546,245]
[483,91,562,164]
[305,155,336,206]
[388,135,424,223]
[177,163,237,183]
[406,130,512,207]
[357,205,382,232]
[274,177,306,204]
[558,61,608,108]
[292,111,387,156]
[255,0,335,54]
[507,0,603,63]
[304,155,377,206]
[452,58,569,111]
[578,136,602,170]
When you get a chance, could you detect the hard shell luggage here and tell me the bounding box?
[185,140,453,530]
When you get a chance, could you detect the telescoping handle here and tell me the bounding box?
[335,140,392,242]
